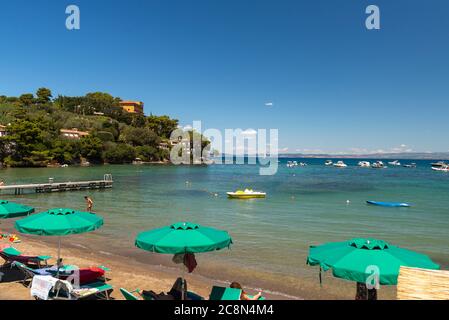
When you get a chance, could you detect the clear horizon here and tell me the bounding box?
[1,0,448,154]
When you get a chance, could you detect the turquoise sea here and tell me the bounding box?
[1,159,449,299]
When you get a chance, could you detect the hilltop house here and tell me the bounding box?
[0,125,7,137]
[60,128,89,139]
[119,101,144,114]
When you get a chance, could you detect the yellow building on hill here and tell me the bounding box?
[120,101,144,114]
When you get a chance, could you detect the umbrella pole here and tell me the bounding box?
[355,282,368,300]
[182,252,186,301]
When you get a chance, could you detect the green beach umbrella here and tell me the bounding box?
[135,222,233,254]
[135,222,233,299]
[15,208,103,265]
[0,200,34,219]
[307,238,440,299]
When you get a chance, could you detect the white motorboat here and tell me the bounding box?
[358,161,371,167]
[372,161,386,169]
[333,161,348,168]
[325,160,333,166]
[431,161,448,168]
[403,163,417,168]
[432,165,449,172]
[286,161,297,168]
[388,160,401,166]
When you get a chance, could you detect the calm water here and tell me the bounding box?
[1,159,449,298]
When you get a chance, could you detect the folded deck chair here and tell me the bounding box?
[0,246,51,268]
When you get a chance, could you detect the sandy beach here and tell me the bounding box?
[0,229,294,300]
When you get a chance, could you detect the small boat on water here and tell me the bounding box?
[431,161,448,168]
[403,163,417,168]
[227,189,266,199]
[358,161,371,167]
[333,161,347,168]
[325,160,333,166]
[432,165,449,172]
[371,161,386,169]
[367,201,411,207]
[388,160,401,166]
[299,162,307,167]
[286,161,298,168]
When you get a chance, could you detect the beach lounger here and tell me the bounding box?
[12,261,52,287]
[209,286,266,300]
[126,278,204,301]
[0,246,51,268]
[31,276,113,300]
[13,261,108,287]
[52,281,113,300]
[209,286,242,300]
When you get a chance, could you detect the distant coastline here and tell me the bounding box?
[278,152,449,160]
[218,152,449,160]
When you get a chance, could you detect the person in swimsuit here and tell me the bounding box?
[84,196,93,212]
[230,282,262,300]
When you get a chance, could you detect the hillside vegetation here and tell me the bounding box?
[0,88,179,167]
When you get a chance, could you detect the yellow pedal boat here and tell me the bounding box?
[227,189,266,199]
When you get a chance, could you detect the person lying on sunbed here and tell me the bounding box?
[230,282,262,301]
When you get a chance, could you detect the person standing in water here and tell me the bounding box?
[84,196,93,212]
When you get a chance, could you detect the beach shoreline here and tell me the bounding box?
[0,226,301,300]
[0,222,398,300]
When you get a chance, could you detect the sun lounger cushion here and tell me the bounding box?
[1,247,51,266]
[209,286,242,300]
[2,247,21,256]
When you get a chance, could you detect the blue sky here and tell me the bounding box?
[1,0,448,154]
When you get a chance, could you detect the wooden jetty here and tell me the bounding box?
[0,174,113,195]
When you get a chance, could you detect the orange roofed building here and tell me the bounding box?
[60,128,89,139]
[119,101,144,114]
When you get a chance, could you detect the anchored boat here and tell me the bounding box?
[358,161,371,167]
[432,165,449,172]
[388,160,401,166]
[371,161,386,169]
[227,189,266,199]
[367,201,411,207]
[333,161,348,168]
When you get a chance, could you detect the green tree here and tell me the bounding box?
[36,88,52,104]
[18,94,35,107]
[103,143,136,164]
[80,135,103,163]
[119,126,160,147]
[3,119,48,167]
[147,115,178,139]
[51,139,82,164]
